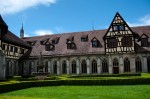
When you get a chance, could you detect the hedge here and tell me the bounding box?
[0,77,150,93]
[69,73,141,78]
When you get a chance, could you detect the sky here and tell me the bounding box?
[0,0,150,37]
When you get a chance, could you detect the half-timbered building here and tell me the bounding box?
[1,12,150,80]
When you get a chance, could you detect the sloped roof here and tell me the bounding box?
[22,25,150,58]
[1,30,31,48]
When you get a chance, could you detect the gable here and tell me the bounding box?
[104,12,134,38]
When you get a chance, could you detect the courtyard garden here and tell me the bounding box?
[0,73,150,99]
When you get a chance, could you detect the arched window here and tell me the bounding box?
[29,62,32,74]
[102,59,108,73]
[113,58,119,74]
[81,60,87,73]
[135,57,142,72]
[72,60,76,74]
[113,58,119,67]
[53,61,57,74]
[62,61,67,74]
[45,61,48,72]
[91,60,97,73]
[124,58,130,72]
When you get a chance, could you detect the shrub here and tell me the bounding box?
[0,77,150,93]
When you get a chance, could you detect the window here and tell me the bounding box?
[21,49,24,54]
[72,60,76,74]
[81,38,86,42]
[10,46,13,52]
[45,61,48,72]
[92,41,98,47]
[113,58,119,67]
[91,37,100,48]
[102,59,108,73]
[122,36,132,47]
[14,47,18,53]
[135,57,142,72]
[67,43,76,49]
[107,38,117,48]
[53,61,57,74]
[81,36,88,42]
[7,45,9,51]
[124,58,130,72]
[113,25,118,31]
[45,44,54,51]
[81,60,87,73]
[2,44,5,50]
[119,25,125,31]
[141,38,148,47]
[91,60,97,73]
[62,61,67,74]
[52,40,56,44]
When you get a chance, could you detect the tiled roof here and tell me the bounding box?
[22,25,150,57]
[1,30,31,48]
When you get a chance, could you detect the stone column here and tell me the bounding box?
[119,56,124,74]
[97,57,101,74]
[0,52,6,80]
[66,59,70,74]
[143,56,148,72]
[57,60,60,75]
[108,56,113,74]
[86,58,90,74]
[131,57,136,73]
[48,60,51,74]
[76,58,80,74]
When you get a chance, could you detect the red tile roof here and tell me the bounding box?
[22,25,150,57]
[2,30,31,48]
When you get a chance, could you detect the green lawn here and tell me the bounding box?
[1,85,150,99]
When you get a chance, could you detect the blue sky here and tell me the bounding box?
[0,0,150,37]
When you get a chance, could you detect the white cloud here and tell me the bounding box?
[127,14,150,27]
[0,0,56,15]
[34,29,53,36]
[24,33,29,37]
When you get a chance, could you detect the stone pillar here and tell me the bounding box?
[131,57,136,73]
[57,60,60,75]
[0,52,6,80]
[66,59,70,74]
[108,56,113,74]
[86,58,90,74]
[97,57,101,74]
[48,61,51,74]
[119,56,124,74]
[76,58,80,74]
[143,56,148,72]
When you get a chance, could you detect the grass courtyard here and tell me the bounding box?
[1,85,150,99]
[0,73,150,99]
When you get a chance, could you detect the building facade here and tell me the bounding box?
[0,12,150,79]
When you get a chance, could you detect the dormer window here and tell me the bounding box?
[40,38,49,45]
[67,40,76,49]
[91,37,100,48]
[81,35,88,42]
[27,41,36,46]
[67,36,74,43]
[45,44,55,51]
[51,37,60,44]
[107,38,117,48]
[52,40,56,44]
[141,38,148,47]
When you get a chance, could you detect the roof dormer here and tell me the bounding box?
[91,37,101,48]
